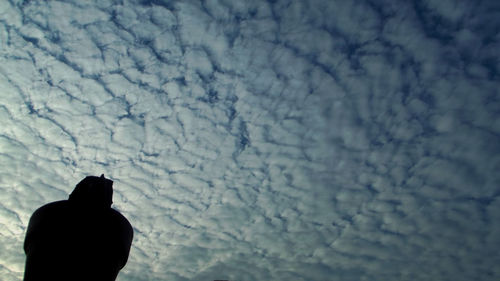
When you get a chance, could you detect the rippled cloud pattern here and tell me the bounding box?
[1,0,499,280]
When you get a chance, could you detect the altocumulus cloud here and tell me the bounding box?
[0,0,499,280]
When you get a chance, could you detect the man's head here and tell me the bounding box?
[68,174,113,209]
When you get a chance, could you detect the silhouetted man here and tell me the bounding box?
[23,175,133,281]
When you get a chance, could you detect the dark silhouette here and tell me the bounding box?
[23,175,133,281]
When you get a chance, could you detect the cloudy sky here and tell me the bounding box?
[1,0,499,280]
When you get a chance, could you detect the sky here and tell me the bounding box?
[0,0,499,280]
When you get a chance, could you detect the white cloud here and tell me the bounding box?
[0,0,499,281]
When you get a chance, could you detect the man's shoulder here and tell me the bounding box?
[110,208,132,225]
[110,208,133,235]
[32,200,69,216]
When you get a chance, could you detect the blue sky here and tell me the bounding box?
[0,0,499,280]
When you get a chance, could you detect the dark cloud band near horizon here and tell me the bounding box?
[1,0,499,280]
